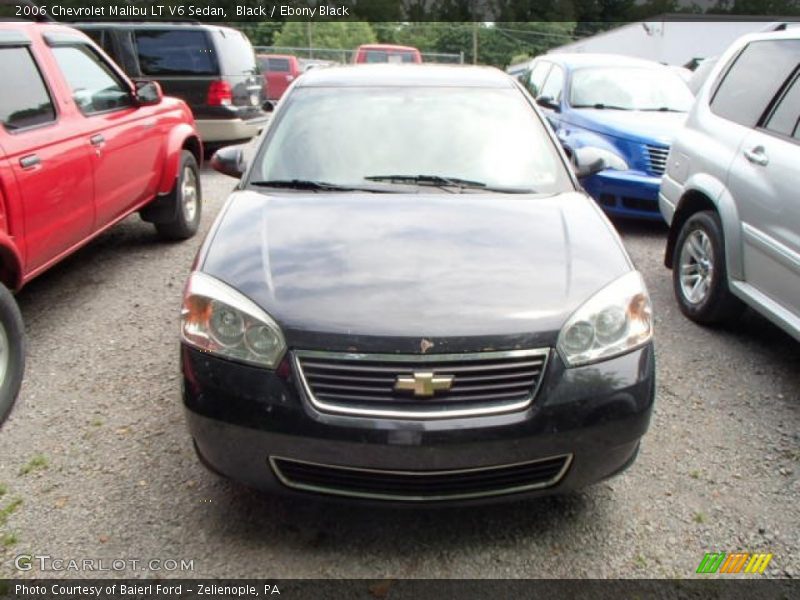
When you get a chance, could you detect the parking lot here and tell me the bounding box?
[0,167,796,579]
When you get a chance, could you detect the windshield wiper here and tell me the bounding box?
[365,174,488,192]
[639,107,685,112]
[572,103,631,110]
[364,174,536,194]
[249,179,390,192]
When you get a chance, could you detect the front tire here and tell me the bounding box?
[672,210,742,324]
[154,150,201,241]
[0,283,25,427]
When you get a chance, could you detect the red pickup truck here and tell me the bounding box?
[257,54,301,102]
[352,44,423,64]
[0,22,203,424]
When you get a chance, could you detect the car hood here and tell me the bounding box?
[566,109,687,146]
[199,191,632,352]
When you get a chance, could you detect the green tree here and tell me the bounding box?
[489,22,576,62]
[373,23,446,51]
[710,0,800,15]
[373,22,576,67]
[350,0,405,20]
[493,0,575,21]
[237,22,284,47]
[570,0,638,22]
[274,21,377,49]
[431,0,486,20]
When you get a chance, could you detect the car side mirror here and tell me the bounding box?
[211,145,247,179]
[262,100,275,112]
[536,95,559,111]
[134,80,162,106]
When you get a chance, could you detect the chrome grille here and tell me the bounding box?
[293,348,549,419]
[646,144,669,175]
[270,454,572,502]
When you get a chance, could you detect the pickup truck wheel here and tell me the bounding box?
[155,151,201,241]
[672,210,743,324]
[0,283,25,426]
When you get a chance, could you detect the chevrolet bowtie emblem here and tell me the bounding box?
[394,372,454,397]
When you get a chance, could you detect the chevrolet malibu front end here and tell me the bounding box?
[181,65,655,504]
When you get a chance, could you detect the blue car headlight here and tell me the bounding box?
[578,146,629,171]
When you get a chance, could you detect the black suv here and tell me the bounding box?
[75,22,270,146]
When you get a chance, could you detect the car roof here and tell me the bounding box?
[0,21,76,34]
[296,64,515,88]
[71,21,239,36]
[0,20,94,43]
[728,27,800,45]
[356,44,419,52]
[541,53,670,69]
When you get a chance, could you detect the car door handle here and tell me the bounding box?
[19,154,41,169]
[90,134,106,146]
[743,145,769,166]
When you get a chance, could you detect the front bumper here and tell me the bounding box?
[182,342,655,505]
[658,172,684,226]
[582,170,664,221]
[195,115,270,144]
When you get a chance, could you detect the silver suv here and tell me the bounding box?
[660,30,800,340]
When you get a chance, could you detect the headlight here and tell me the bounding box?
[557,271,652,367]
[577,146,629,171]
[181,272,286,368]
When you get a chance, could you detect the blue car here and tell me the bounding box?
[520,54,695,220]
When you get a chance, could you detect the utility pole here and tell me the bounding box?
[472,23,478,65]
[307,21,313,59]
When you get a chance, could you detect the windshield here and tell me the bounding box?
[249,86,571,193]
[364,50,416,63]
[215,30,258,75]
[134,30,217,76]
[570,67,694,111]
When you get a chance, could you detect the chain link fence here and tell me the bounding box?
[254,46,464,65]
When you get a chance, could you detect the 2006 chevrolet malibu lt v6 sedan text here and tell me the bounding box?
[179,65,656,505]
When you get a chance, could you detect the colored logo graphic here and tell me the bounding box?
[697,552,773,574]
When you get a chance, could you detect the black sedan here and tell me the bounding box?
[181,65,655,504]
